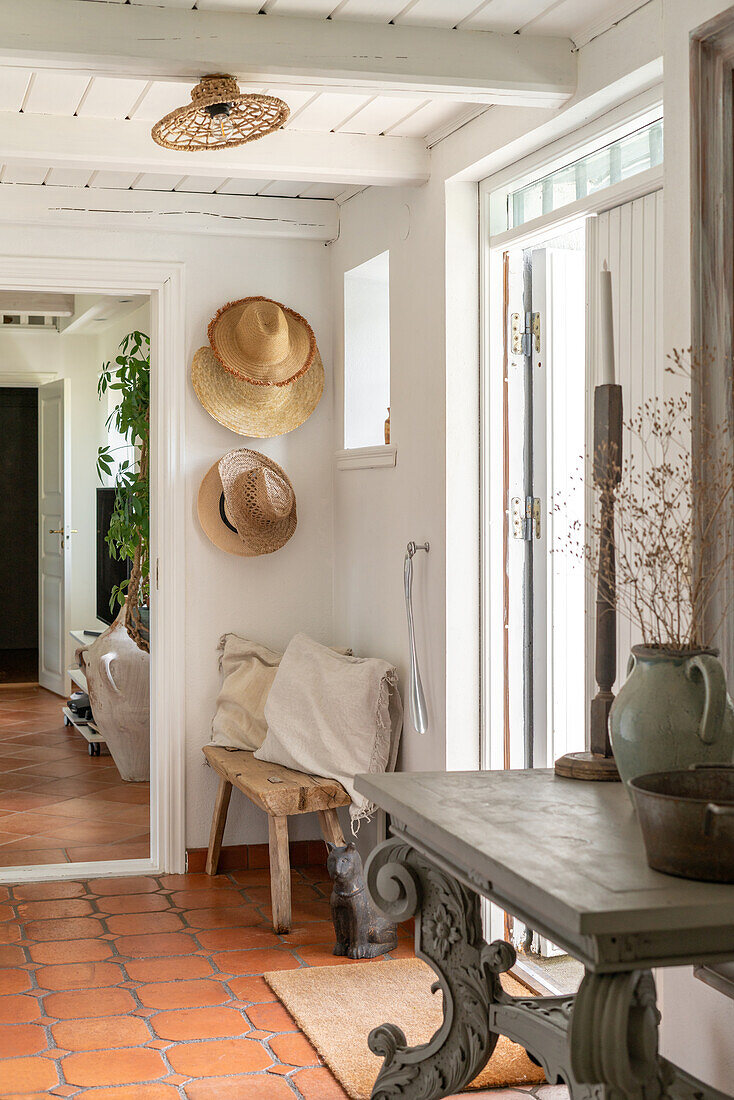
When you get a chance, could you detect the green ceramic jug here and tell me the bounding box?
[610,645,734,794]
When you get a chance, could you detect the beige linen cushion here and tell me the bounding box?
[211,635,283,751]
[255,632,403,828]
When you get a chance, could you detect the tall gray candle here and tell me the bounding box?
[600,263,615,385]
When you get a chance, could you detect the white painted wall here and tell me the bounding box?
[656,0,734,1088]
[0,223,333,851]
[331,181,450,786]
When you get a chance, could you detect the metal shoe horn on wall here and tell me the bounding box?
[404,541,429,734]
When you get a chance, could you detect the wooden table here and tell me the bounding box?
[355,768,734,1100]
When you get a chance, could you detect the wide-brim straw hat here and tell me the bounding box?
[192,345,323,437]
[208,297,316,386]
[197,449,297,556]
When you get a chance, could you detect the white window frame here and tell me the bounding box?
[487,86,665,239]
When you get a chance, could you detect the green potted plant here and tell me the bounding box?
[96,329,150,651]
[79,331,151,782]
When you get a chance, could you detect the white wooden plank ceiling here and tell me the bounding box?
[1,67,487,145]
[75,0,646,42]
[0,0,645,202]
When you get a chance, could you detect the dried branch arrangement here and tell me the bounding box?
[558,350,734,652]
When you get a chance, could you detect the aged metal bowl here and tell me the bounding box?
[629,766,734,882]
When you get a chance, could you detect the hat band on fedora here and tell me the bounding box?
[219,493,238,534]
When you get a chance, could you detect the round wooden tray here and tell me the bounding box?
[554,751,621,782]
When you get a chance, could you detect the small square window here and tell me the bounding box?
[343,251,390,450]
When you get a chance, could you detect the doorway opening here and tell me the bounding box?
[497,224,587,992]
[0,386,38,686]
[0,291,152,871]
[502,226,587,775]
[482,128,664,992]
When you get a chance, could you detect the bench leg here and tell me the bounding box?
[318,808,346,848]
[206,777,233,876]
[268,815,291,934]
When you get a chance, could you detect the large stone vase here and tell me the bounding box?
[81,605,150,782]
[610,645,734,794]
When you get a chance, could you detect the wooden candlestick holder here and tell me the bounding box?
[555,384,622,781]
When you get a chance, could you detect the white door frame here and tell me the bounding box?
[480,94,664,770]
[0,255,186,883]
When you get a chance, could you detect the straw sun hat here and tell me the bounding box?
[192,345,324,438]
[198,449,297,556]
[208,297,315,386]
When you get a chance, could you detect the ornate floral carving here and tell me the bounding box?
[422,907,461,962]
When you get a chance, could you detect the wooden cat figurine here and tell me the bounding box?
[326,841,398,960]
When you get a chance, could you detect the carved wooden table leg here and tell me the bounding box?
[365,838,734,1100]
[567,970,734,1100]
[365,837,517,1099]
[569,969,662,1095]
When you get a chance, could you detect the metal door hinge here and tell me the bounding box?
[511,496,541,540]
[510,311,540,356]
[155,558,160,591]
[532,311,540,352]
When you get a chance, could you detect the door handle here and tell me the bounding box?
[49,528,77,552]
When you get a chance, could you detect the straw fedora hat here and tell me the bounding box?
[208,297,316,386]
[192,345,324,437]
[197,449,297,556]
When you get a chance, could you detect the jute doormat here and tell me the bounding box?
[265,958,545,1099]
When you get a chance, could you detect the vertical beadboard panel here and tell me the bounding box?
[587,188,664,691]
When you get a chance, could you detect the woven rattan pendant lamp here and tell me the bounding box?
[151,74,289,151]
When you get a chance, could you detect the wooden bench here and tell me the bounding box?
[202,745,350,933]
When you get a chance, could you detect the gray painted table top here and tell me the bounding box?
[356,769,734,943]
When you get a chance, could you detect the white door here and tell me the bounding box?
[503,240,586,770]
[502,242,585,960]
[531,246,587,767]
[38,379,70,695]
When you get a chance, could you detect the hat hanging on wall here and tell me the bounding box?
[208,297,316,386]
[151,74,289,152]
[198,448,297,556]
[192,345,324,437]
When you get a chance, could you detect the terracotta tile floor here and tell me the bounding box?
[0,868,569,1099]
[0,688,150,866]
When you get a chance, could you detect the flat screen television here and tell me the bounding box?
[96,487,130,625]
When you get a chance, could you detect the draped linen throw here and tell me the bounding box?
[255,633,403,829]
